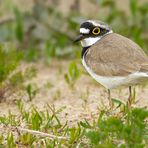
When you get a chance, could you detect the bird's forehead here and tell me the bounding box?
[80,20,109,30]
[80,21,94,29]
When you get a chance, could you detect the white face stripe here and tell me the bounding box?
[80,28,90,34]
[80,30,113,47]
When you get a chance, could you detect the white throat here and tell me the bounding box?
[80,30,113,47]
[81,37,100,47]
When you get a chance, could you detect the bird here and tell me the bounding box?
[74,20,148,108]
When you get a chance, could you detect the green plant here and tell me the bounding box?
[0,99,148,147]
[7,133,15,148]
[0,134,4,145]
[0,44,37,100]
[14,7,24,42]
[85,108,148,147]
[64,61,81,88]
[19,133,36,146]
[53,89,61,100]
[9,66,36,88]
[0,44,21,84]
[0,44,22,99]
[26,84,38,101]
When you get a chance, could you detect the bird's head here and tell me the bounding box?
[74,20,113,47]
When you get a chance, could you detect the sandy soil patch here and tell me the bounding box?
[0,60,148,125]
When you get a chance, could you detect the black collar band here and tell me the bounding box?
[81,46,91,58]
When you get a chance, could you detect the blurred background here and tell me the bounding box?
[0,0,148,100]
[0,0,148,59]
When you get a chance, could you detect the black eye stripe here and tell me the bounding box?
[80,21,110,38]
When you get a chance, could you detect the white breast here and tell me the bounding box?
[82,58,148,89]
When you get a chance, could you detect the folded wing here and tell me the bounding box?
[84,33,148,76]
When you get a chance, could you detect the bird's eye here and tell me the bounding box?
[92,27,100,35]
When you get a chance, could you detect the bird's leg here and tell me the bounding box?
[108,89,113,109]
[127,86,132,109]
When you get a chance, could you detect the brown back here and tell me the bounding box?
[84,33,148,76]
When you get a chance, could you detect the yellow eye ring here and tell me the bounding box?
[92,27,100,35]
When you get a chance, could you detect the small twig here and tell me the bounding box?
[0,16,14,25]
[13,126,69,140]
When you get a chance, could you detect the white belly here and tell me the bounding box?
[82,58,148,89]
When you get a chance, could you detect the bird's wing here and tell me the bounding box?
[140,64,148,73]
[84,33,148,76]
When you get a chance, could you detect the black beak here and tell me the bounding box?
[73,34,84,43]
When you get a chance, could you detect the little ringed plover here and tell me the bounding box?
[74,20,148,108]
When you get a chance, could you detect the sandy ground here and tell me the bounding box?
[0,60,148,125]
